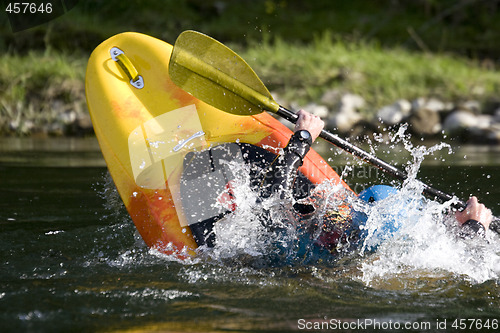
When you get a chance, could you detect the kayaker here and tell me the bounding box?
[183,110,493,251]
[261,109,493,241]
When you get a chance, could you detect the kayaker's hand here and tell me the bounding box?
[294,110,324,142]
[455,196,492,230]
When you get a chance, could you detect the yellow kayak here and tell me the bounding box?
[85,32,350,259]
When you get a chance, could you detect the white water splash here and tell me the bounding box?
[356,130,500,285]
[358,209,500,286]
[202,160,275,262]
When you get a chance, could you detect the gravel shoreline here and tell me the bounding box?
[278,90,500,145]
[2,80,499,144]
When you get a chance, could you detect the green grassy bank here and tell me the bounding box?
[0,52,86,135]
[1,35,499,136]
[242,34,500,111]
[1,0,500,137]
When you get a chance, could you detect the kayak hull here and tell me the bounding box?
[85,32,351,258]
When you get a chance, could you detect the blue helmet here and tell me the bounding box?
[355,185,404,251]
[358,184,399,203]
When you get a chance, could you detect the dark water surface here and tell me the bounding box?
[1,138,499,332]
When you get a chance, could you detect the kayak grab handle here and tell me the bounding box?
[110,47,144,89]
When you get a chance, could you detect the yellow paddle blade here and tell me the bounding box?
[169,30,279,116]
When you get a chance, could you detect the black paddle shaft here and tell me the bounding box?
[277,106,466,209]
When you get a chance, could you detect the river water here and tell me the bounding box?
[1,137,499,332]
